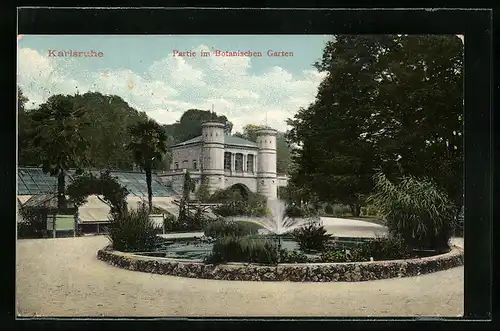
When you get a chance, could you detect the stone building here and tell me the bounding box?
[159,121,288,200]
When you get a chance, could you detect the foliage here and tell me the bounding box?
[205,235,278,264]
[19,91,150,170]
[323,204,351,217]
[292,222,332,251]
[286,35,464,214]
[29,94,91,209]
[354,235,411,261]
[319,250,350,263]
[127,118,168,212]
[164,109,233,144]
[67,170,129,216]
[367,172,457,251]
[279,249,310,263]
[163,213,179,232]
[178,171,197,224]
[233,124,292,174]
[210,187,268,217]
[203,219,260,238]
[195,176,211,202]
[17,205,48,239]
[107,204,161,252]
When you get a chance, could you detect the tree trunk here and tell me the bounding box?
[350,204,361,217]
[57,169,67,211]
[145,168,153,214]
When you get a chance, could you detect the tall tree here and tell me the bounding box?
[234,124,292,175]
[287,35,387,215]
[174,109,233,143]
[127,118,168,213]
[287,35,463,214]
[30,94,91,210]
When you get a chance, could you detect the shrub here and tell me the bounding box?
[353,235,411,261]
[107,205,161,252]
[326,204,351,217]
[279,249,310,263]
[320,249,349,263]
[206,235,278,264]
[367,173,457,251]
[324,204,334,215]
[17,206,48,239]
[163,213,179,231]
[292,222,332,252]
[203,219,259,238]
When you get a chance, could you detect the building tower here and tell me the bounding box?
[256,127,278,200]
[200,121,225,194]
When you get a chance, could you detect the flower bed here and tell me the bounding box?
[97,245,463,282]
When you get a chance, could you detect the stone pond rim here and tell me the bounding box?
[96,245,464,282]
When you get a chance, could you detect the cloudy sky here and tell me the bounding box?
[17,35,331,132]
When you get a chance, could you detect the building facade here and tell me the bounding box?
[159,121,287,200]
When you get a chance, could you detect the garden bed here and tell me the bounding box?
[97,244,464,282]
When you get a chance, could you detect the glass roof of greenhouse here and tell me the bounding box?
[17,167,178,197]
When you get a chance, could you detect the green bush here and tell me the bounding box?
[203,219,259,238]
[326,204,351,217]
[320,249,349,263]
[352,235,411,261]
[367,173,457,251]
[324,204,334,215]
[206,235,278,264]
[17,206,48,239]
[292,222,332,252]
[107,205,161,252]
[279,249,310,263]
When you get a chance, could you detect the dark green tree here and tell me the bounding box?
[127,118,168,213]
[30,94,91,210]
[178,171,196,224]
[287,35,463,215]
[287,35,386,216]
[172,109,233,143]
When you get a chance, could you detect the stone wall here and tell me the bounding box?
[97,246,464,282]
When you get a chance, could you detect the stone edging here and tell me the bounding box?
[97,245,464,282]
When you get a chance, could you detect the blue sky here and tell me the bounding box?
[17,35,331,132]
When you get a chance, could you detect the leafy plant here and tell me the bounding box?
[205,235,278,264]
[127,118,168,213]
[107,204,161,252]
[367,172,457,251]
[319,249,349,263]
[292,222,332,252]
[279,249,310,263]
[17,206,48,239]
[203,219,259,238]
[67,170,129,216]
[353,235,411,261]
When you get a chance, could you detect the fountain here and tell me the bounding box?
[226,199,321,258]
[227,199,319,236]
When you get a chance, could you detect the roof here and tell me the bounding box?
[173,135,258,148]
[17,167,179,197]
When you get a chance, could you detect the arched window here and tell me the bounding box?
[193,160,197,170]
[175,162,179,170]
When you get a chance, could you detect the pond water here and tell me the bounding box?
[139,236,373,261]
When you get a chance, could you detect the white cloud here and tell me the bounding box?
[17,45,326,133]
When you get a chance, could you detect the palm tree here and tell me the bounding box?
[127,119,168,213]
[31,94,90,210]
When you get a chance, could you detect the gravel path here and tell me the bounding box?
[16,236,463,317]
